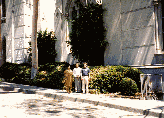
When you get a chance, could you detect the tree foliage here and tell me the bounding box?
[27,29,57,65]
[67,2,108,65]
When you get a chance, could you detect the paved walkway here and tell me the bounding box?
[0,82,164,118]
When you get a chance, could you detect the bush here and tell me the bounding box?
[119,77,138,96]
[68,2,108,65]
[89,65,143,95]
[0,62,142,94]
[0,62,70,89]
[32,62,69,89]
[89,72,123,93]
[107,65,142,91]
[0,62,17,81]
[8,63,31,84]
[27,29,57,65]
[0,62,31,82]
[123,67,142,91]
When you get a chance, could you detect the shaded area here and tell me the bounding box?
[55,91,68,93]
[45,110,61,114]
[143,106,164,118]
[69,2,107,66]
[16,97,103,117]
[0,91,18,94]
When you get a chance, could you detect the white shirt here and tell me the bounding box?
[73,67,82,77]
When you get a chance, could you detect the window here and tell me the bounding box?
[2,0,6,17]
[1,0,6,23]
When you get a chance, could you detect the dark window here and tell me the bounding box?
[1,0,6,23]
[2,0,6,17]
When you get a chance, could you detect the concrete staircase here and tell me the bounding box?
[131,54,164,100]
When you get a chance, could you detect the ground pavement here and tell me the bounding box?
[0,82,164,118]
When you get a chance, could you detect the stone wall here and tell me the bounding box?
[1,0,55,64]
[103,0,156,66]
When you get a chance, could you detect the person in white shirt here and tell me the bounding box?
[73,62,82,93]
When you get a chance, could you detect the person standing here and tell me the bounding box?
[64,64,73,94]
[81,62,91,94]
[73,62,82,93]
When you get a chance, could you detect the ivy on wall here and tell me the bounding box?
[67,2,108,65]
[27,29,57,65]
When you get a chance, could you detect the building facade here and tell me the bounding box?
[103,0,164,66]
[0,0,55,65]
[1,0,164,67]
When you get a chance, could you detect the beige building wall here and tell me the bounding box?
[54,0,78,64]
[54,0,101,64]
[1,0,55,64]
[2,0,162,66]
[103,0,158,66]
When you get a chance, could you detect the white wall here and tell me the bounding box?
[39,0,54,32]
[103,0,156,66]
[2,0,56,64]
[54,0,76,64]
[2,0,158,66]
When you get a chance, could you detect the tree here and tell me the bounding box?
[67,2,108,66]
[31,0,39,79]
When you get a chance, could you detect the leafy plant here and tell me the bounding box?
[67,2,108,65]
[119,77,138,96]
[27,29,57,65]
[89,65,142,95]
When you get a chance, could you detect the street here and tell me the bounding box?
[0,91,158,118]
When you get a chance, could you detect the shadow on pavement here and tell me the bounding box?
[55,91,68,93]
[151,106,164,118]
[152,106,164,110]
[143,109,150,117]
[65,107,82,111]
[23,90,36,94]
[3,87,14,91]
[0,91,18,94]
[45,110,62,114]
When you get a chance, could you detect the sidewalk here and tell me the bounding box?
[0,82,164,118]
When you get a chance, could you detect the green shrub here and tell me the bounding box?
[0,62,32,84]
[119,77,138,96]
[109,65,143,91]
[89,65,142,95]
[89,72,123,93]
[0,62,70,89]
[0,62,17,81]
[123,67,143,91]
[68,2,108,65]
[30,62,69,89]
[0,62,142,94]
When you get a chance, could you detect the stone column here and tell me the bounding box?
[11,9,14,63]
[154,0,161,54]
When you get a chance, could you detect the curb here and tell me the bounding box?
[36,91,164,118]
[1,82,164,118]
